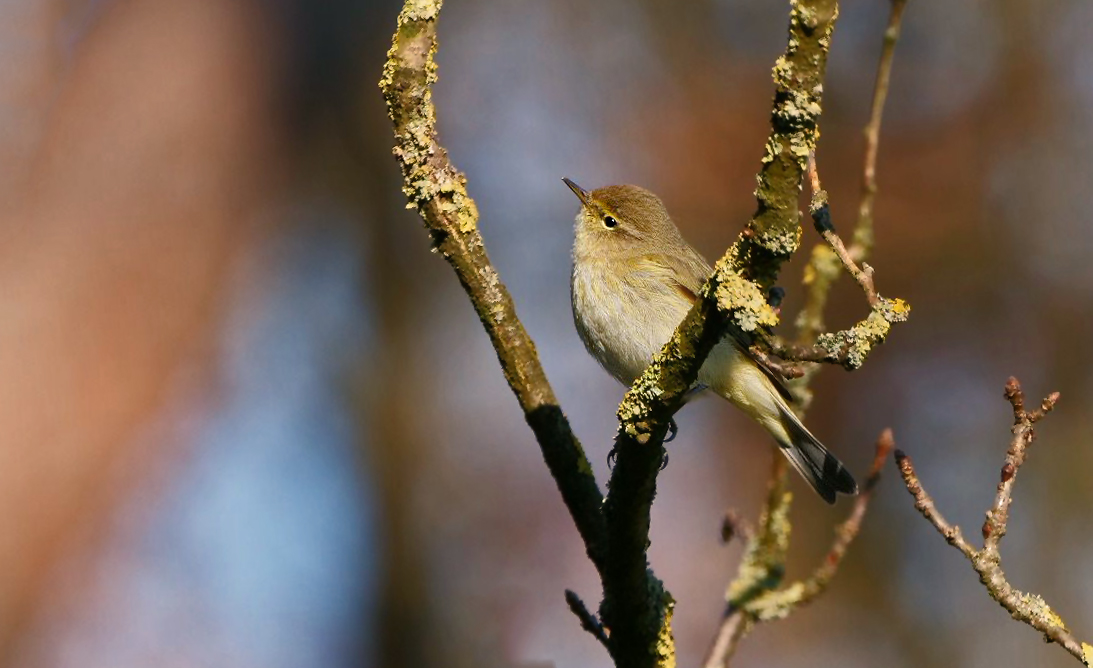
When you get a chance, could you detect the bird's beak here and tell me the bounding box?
[562,177,591,207]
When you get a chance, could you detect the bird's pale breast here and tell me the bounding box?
[571,258,693,385]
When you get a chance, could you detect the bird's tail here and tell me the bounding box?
[773,403,858,504]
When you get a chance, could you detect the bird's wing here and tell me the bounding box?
[642,245,710,303]
[642,247,798,405]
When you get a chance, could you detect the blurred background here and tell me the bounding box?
[0,0,1090,666]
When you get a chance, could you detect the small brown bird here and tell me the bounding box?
[565,178,857,503]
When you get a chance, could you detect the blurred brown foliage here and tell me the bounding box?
[0,0,281,660]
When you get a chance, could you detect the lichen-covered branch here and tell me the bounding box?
[705,460,794,666]
[379,0,607,572]
[703,431,893,668]
[773,294,908,370]
[599,2,839,665]
[725,0,841,290]
[704,2,911,664]
[797,0,908,344]
[767,155,911,371]
[897,378,1092,666]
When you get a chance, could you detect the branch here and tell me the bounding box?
[855,0,909,257]
[703,430,893,668]
[747,344,806,381]
[767,155,911,371]
[897,378,1092,666]
[565,589,610,649]
[725,0,841,290]
[598,2,840,664]
[807,158,880,306]
[796,0,909,344]
[379,0,607,572]
[747,429,893,619]
[706,2,912,662]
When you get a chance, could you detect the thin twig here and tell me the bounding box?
[761,153,911,371]
[748,344,806,380]
[702,610,750,668]
[807,156,879,306]
[703,431,894,668]
[896,378,1092,666]
[796,0,909,343]
[565,589,610,649]
[854,0,909,259]
[777,428,894,606]
[894,450,976,558]
[983,379,1060,549]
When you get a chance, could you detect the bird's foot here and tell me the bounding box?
[663,418,678,443]
[606,419,677,470]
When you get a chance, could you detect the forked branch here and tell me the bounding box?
[896,378,1092,666]
[765,155,910,371]
[381,0,908,666]
[705,1,911,664]
[703,430,894,668]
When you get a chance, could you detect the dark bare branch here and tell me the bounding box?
[565,589,610,649]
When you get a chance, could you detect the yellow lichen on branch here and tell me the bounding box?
[380,0,608,581]
[814,296,909,369]
[704,1,912,663]
[382,0,909,666]
[728,0,839,289]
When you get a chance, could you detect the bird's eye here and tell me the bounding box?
[603,216,618,228]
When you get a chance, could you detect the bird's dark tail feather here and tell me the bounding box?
[774,404,858,504]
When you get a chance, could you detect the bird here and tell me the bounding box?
[564,178,857,503]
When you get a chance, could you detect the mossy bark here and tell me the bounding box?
[380,0,608,572]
